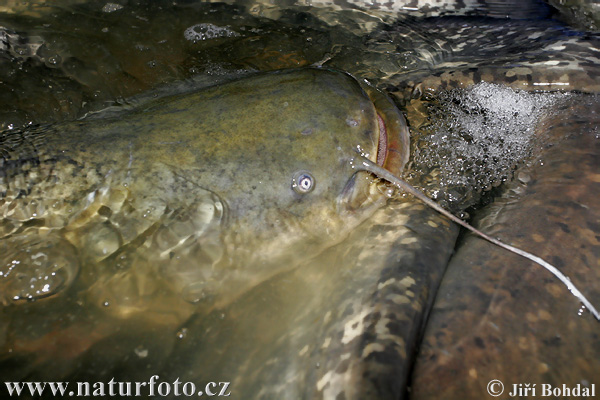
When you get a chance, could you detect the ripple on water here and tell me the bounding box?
[0,234,79,304]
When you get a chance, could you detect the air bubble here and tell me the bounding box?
[412,82,564,209]
[176,328,188,339]
[182,282,212,304]
[46,55,62,67]
[184,23,240,42]
[346,117,359,127]
[102,3,124,13]
[0,237,78,304]
[134,346,148,358]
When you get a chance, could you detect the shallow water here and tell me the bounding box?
[2,1,598,200]
[1,1,599,399]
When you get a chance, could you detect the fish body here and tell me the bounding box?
[0,67,409,312]
[0,1,599,399]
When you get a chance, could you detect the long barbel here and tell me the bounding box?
[356,156,600,321]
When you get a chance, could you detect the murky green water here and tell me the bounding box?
[1,1,599,399]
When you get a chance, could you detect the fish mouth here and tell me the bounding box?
[376,113,387,167]
[340,80,410,212]
[366,86,410,175]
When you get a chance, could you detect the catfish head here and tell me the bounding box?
[184,68,411,307]
[0,68,410,313]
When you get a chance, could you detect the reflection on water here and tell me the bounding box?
[1,1,599,399]
[0,1,341,128]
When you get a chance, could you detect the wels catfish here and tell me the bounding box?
[0,68,409,316]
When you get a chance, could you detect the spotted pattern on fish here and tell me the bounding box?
[224,0,552,19]
[546,0,600,31]
[331,19,600,99]
[307,204,455,399]
[164,200,457,399]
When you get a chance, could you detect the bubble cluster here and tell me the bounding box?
[412,82,567,209]
[102,3,124,13]
[184,23,240,42]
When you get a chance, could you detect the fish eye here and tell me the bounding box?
[292,171,315,194]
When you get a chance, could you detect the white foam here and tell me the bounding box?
[184,23,240,42]
[415,82,567,197]
[102,3,123,13]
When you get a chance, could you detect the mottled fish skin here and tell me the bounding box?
[410,95,600,399]
[213,0,552,19]
[547,0,600,31]
[334,19,600,101]
[159,199,457,399]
